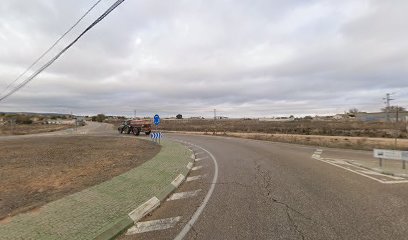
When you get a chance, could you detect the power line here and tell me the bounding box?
[1,0,104,96]
[0,0,126,102]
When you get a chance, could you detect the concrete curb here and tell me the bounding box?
[93,146,196,240]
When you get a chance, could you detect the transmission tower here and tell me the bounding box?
[383,93,395,122]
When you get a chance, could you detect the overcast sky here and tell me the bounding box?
[0,0,407,117]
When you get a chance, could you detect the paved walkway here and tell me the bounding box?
[0,140,190,240]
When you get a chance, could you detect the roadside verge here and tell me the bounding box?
[163,130,408,151]
[0,140,193,240]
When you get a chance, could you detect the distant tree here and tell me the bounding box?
[289,115,294,118]
[176,114,183,119]
[382,106,406,112]
[303,116,313,120]
[91,116,97,121]
[348,108,360,114]
[95,114,106,122]
[15,115,32,124]
[50,116,57,120]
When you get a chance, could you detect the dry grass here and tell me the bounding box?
[160,119,408,138]
[0,123,74,136]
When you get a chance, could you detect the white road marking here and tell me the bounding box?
[312,155,408,184]
[192,166,203,171]
[186,174,207,182]
[195,151,206,155]
[195,156,209,162]
[126,216,182,235]
[173,140,219,240]
[167,189,202,201]
[358,170,405,180]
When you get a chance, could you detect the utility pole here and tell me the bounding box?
[213,109,216,135]
[134,109,137,119]
[383,93,394,122]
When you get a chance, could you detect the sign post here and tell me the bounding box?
[373,149,408,169]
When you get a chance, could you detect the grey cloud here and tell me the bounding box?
[0,0,407,117]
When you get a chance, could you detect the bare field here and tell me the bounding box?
[0,123,74,136]
[0,135,160,220]
[167,131,408,150]
[160,119,408,139]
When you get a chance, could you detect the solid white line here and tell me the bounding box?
[126,216,182,235]
[173,141,219,240]
[312,156,408,184]
[167,189,202,201]
[358,170,405,180]
[192,166,203,171]
[195,151,205,155]
[186,174,207,182]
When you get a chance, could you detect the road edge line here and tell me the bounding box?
[93,144,195,240]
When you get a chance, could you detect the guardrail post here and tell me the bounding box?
[403,160,406,169]
[379,158,382,167]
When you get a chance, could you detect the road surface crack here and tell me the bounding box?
[255,163,309,239]
[254,163,343,240]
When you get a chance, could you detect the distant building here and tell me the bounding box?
[356,111,408,122]
[215,116,228,120]
[259,117,294,122]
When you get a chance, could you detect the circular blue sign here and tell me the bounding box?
[154,114,160,126]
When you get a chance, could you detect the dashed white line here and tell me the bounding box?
[126,216,182,235]
[167,190,202,201]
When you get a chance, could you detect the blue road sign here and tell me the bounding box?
[154,114,160,126]
[151,132,163,139]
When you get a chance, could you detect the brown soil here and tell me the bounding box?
[0,135,160,220]
[0,123,74,136]
[158,119,408,139]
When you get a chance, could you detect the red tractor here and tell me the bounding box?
[118,119,152,136]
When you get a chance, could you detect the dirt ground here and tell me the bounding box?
[0,123,74,136]
[0,135,160,220]
[159,119,408,138]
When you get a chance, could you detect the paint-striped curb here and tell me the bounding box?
[94,147,196,240]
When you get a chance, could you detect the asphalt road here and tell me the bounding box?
[120,133,408,240]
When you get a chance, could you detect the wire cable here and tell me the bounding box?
[1,0,104,96]
[0,0,126,102]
